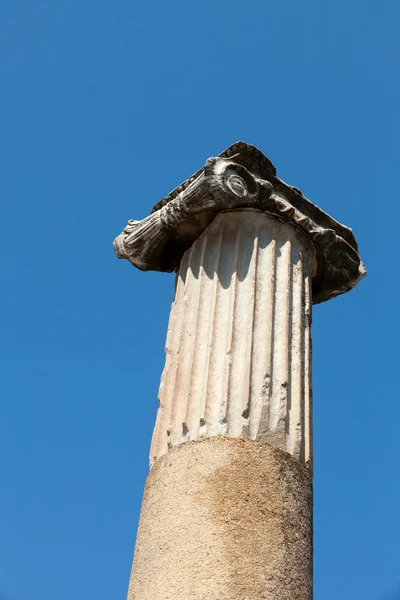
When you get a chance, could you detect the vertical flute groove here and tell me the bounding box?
[168,251,195,444]
[302,272,313,470]
[269,238,291,449]
[285,244,294,450]
[223,226,240,434]
[199,230,223,435]
[244,224,260,439]
[226,222,258,437]
[183,234,209,439]
[187,231,223,438]
[205,223,236,435]
[249,229,275,441]
[287,247,304,457]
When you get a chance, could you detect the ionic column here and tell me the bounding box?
[113,141,365,600]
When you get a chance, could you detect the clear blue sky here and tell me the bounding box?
[1,1,399,599]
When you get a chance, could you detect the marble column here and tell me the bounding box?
[151,208,316,469]
[113,141,365,600]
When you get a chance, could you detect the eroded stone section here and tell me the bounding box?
[128,438,312,600]
[150,210,316,469]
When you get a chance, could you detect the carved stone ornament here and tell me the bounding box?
[113,141,365,303]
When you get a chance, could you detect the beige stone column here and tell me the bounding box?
[113,141,365,600]
[128,438,312,600]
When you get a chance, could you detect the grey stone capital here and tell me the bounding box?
[113,141,365,303]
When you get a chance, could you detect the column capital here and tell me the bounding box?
[113,141,365,303]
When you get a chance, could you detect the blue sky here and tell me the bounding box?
[1,1,399,598]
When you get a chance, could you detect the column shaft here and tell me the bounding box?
[150,209,316,468]
[128,438,312,600]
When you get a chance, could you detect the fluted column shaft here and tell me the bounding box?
[150,208,316,469]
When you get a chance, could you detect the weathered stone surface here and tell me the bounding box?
[113,141,365,304]
[151,209,316,469]
[114,142,365,600]
[127,438,312,600]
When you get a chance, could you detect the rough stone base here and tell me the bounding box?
[127,437,312,600]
